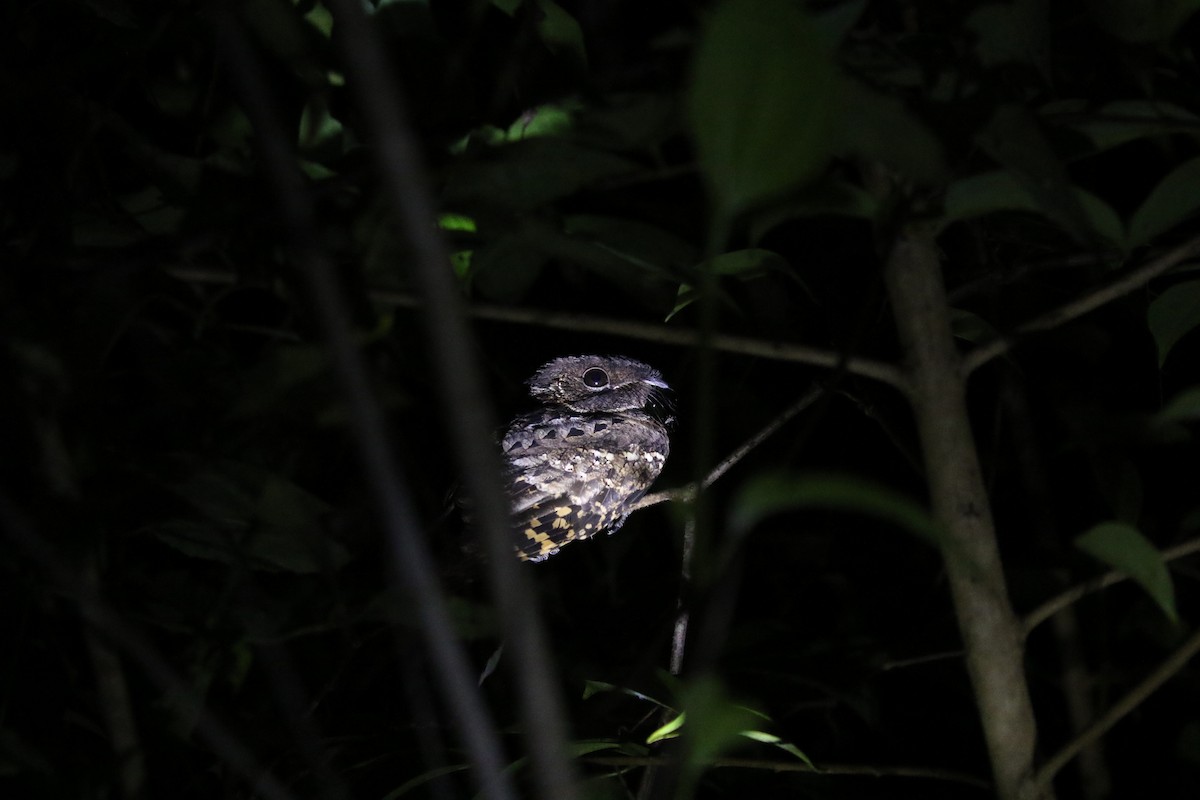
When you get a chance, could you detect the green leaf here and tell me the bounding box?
[677,678,761,773]
[647,712,686,744]
[437,213,477,233]
[563,215,698,275]
[302,1,333,37]
[729,472,941,545]
[1128,157,1200,248]
[940,170,1124,247]
[1148,279,1200,366]
[687,0,838,217]
[703,248,791,277]
[532,0,588,70]
[1063,100,1200,155]
[976,105,1106,243]
[298,99,344,157]
[738,730,815,769]
[1076,522,1177,622]
[507,104,575,140]
[835,79,948,185]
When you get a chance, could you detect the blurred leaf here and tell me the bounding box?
[747,178,878,241]
[977,105,1097,242]
[730,472,941,545]
[687,0,838,217]
[966,1,1050,74]
[507,104,575,140]
[1128,157,1200,248]
[682,678,760,760]
[302,1,333,37]
[1085,0,1200,43]
[564,215,698,275]
[835,79,948,185]
[812,0,868,44]
[470,235,549,302]
[1075,521,1178,622]
[1157,386,1200,422]
[241,0,328,88]
[583,680,671,708]
[443,139,640,211]
[230,344,332,419]
[738,730,814,768]
[152,458,349,574]
[941,169,1124,247]
[1063,100,1200,154]
[951,309,1001,343]
[532,0,588,70]
[703,248,791,277]
[438,213,478,233]
[298,98,345,157]
[1148,278,1200,366]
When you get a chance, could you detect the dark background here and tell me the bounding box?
[2,1,1199,799]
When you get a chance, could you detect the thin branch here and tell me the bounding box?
[582,755,990,790]
[632,386,826,514]
[1033,625,1200,791]
[1022,536,1200,637]
[964,233,1200,375]
[161,266,908,391]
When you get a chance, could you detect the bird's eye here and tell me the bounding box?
[582,367,609,388]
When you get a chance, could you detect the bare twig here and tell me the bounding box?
[1022,536,1200,637]
[631,385,826,513]
[1033,625,1200,791]
[963,233,1200,375]
[161,266,908,390]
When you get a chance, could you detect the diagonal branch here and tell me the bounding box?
[963,233,1200,375]
[1022,536,1200,637]
[631,385,826,513]
[1033,625,1200,791]
[162,266,908,390]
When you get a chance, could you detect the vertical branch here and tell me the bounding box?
[321,4,581,800]
[214,13,519,800]
[883,227,1043,800]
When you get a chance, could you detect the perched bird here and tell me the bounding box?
[502,355,673,561]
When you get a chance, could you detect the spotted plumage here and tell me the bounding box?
[502,355,673,561]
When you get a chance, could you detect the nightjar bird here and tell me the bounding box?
[502,355,673,562]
